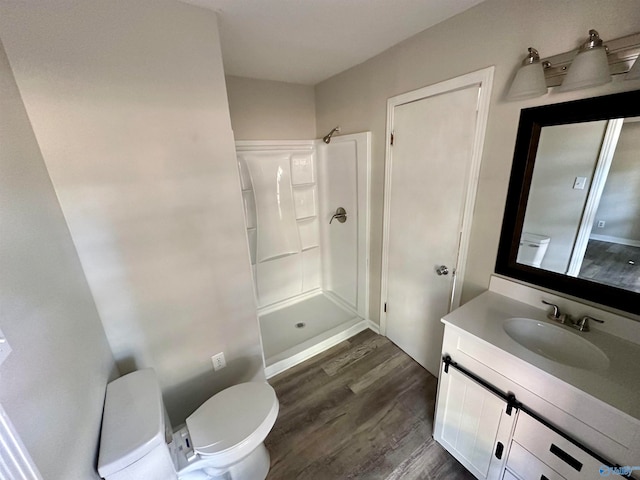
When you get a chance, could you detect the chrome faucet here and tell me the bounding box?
[574,315,605,332]
[541,300,566,323]
[541,300,605,332]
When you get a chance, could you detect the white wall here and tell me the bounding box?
[0,37,116,480]
[0,0,264,425]
[226,75,316,140]
[314,0,640,322]
[523,121,607,274]
[593,120,640,242]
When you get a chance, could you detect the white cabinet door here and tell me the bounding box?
[434,364,515,480]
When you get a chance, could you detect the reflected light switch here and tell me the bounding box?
[573,176,587,190]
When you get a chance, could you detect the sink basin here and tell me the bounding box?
[503,318,609,371]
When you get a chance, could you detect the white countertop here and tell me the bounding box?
[442,291,640,422]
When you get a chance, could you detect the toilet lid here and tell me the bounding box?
[186,382,278,455]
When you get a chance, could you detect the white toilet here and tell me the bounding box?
[97,369,279,480]
[517,232,551,268]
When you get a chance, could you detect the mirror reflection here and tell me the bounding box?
[518,117,640,293]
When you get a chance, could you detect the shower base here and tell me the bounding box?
[259,292,372,378]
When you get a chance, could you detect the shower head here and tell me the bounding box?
[323,126,341,144]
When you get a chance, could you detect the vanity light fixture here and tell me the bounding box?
[507,29,640,100]
[507,47,548,100]
[559,29,611,91]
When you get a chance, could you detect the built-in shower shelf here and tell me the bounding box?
[296,215,316,222]
[259,251,299,263]
[302,245,319,252]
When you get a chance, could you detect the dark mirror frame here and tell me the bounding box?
[496,89,640,316]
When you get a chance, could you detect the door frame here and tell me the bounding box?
[379,67,494,335]
[565,118,623,276]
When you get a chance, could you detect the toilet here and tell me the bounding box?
[97,369,279,480]
[517,232,551,268]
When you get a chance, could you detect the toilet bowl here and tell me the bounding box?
[97,369,279,480]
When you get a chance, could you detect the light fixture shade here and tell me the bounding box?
[507,48,547,100]
[626,57,640,81]
[560,30,611,91]
[508,63,547,100]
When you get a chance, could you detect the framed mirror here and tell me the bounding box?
[496,89,640,315]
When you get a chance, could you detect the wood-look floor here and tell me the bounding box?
[265,329,474,480]
[579,239,640,292]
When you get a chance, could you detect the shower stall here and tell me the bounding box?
[235,133,370,377]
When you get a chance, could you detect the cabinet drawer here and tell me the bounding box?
[513,412,604,480]
[506,441,565,480]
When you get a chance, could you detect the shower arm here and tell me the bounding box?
[323,126,341,144]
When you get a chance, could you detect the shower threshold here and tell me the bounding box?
[259,292,371,378]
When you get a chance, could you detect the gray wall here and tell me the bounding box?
[593,120,640,242]
[0,0,264,425]
[0,37,116,480]
[226,75,317,140]
[314,0,640,322]
[523,121,607,274]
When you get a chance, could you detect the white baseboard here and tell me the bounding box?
[367,319,380,334]
[265,319,379,378]
[589,234,640,248]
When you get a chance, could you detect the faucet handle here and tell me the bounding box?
[576,315,604,332]
[541,300,561,321]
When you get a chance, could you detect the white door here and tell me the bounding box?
[381,68,494,377]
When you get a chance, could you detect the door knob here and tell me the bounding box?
[329,207,347,224]
[436,265,449,276]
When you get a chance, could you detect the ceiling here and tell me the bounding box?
[181,0,485,85]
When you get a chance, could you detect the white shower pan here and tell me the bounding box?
[260,292,369,377]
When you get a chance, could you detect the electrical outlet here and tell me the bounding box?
[573,176,587,190]
[211,352,226,371]
[597,220,606,228]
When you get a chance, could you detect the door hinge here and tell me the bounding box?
[384,302,387,313]
[390,132,394,146]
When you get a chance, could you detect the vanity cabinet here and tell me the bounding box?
[435,357,615,480]
[434,319,640,480]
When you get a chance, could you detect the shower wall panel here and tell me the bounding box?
[319,140,358,307]
[245,154,300,262]
[318,133,370,319]
[237,142,321,307]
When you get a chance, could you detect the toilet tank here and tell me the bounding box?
[517,232,550,268]
[98,369,178,480]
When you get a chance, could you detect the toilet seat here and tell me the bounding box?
[186,382,278,467]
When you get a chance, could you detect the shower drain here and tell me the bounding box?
[295,322,306,329]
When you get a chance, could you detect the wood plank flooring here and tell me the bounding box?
[265,329,474,480]
[579,240,640,292]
